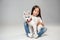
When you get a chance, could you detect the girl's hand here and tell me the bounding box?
[41,22,44,26]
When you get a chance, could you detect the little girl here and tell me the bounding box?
[24,5,47,38]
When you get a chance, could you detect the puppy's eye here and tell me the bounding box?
[25,16,27,18]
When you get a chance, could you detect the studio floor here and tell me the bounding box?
[0,25,60,40]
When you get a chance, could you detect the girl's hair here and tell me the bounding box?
[31,5,42,19]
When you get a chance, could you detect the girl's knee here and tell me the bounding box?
[38,25,43,33]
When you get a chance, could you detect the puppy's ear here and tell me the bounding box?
[28,12,30,15]
[23,11,26,15]
[24,13,25,15]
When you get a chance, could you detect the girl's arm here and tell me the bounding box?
[37,17,44,26]
[37,21,44,26]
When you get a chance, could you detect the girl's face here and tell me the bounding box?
[32,8,39,16]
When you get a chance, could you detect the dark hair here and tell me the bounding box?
[31,5,42,19]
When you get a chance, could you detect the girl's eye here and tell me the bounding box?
[28,16,30,18]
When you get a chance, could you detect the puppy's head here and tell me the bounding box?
[23,11,32,22]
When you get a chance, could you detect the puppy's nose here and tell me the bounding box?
[27,19,30,22]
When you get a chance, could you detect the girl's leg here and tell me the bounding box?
[24,22,30,37]
[37,27,47,37]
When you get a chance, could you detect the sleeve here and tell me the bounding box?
[38,17,42,23]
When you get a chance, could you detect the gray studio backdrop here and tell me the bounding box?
[0,0,60,26]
